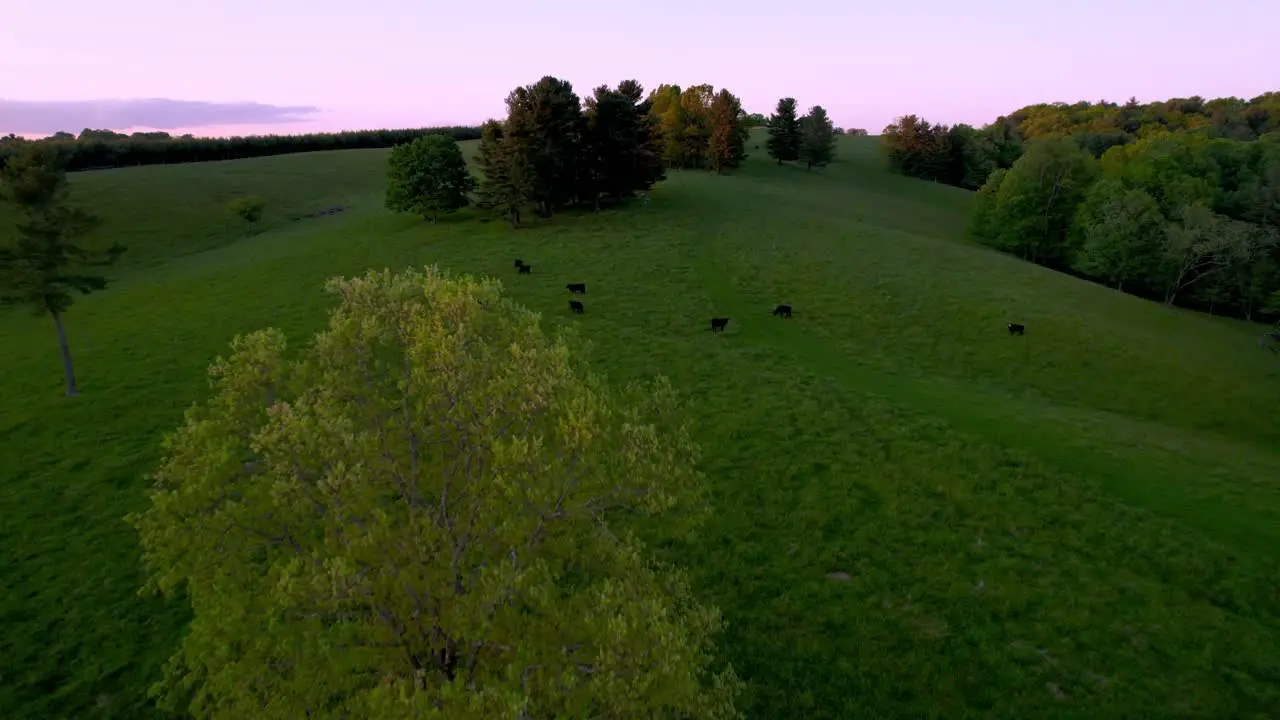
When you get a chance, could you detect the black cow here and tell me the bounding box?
[711,317,730,332]
[569,299,585,314]
[514,259,524,268]
[1007,323,1025,336]
[772,304,792,319]
[518,264,532,274]
[565,283,587,294]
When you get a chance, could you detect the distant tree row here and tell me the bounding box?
[387,77,759,226]
[765,98,837,170]
[881,92,1280,191]
[968,131,1280,322]
[0,126,482,173]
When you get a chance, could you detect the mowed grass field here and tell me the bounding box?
[2,134,1279,719]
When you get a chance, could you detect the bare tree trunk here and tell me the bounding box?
[51,310,79,396]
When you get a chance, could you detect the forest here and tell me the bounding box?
[881,93,1280,323]
[0,126,482,172]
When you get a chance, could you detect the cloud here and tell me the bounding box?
[0,98,322,135]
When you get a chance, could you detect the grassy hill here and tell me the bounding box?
[2,136,1278,718]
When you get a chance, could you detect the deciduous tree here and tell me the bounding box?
[707,89,749,173]
[131,266,742,720]
[385,134,475,222]
[0,144,124,396]
[766,98,801,165]
[1072,180,1167,293]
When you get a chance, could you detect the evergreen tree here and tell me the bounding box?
[509,76,583,216]
[475,119,526,227]
[618,79,666,194]
[766,98,801,164]
[582,86,636,209]
[0,144,124,396]
[708,89,749,173]
[385,134,475,222]
[799,105,837,170]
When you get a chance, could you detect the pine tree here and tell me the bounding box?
[510,76,583,216]
[799,105,837,170]
[475,120,526,227]
[708,89,749,173]
[618,79,666,195]
[766,98,801,164]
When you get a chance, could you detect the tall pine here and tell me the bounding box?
[708,89,749,173]
[766,98,801,164]
[508,77,582,216]
[800,105,837,170]
[475,119,527,227]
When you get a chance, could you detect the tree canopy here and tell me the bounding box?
[130,266,740,719]
[384,134,475,222]
[799,105,837,170]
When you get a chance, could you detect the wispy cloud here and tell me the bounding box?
[0,98,322,135]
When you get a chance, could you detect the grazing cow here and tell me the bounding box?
[569,299,585,314]
[711,317,730,332]
[1007,323,1025,336]
[772,304,792,319]
[518,264,532,274]
[514,259,525,268]
[565,283,587,295]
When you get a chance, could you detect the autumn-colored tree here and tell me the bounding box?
[385,134,475,222]
[678,85,715,169]
[766,98,801,164]
[131,266,742,720]
[0,143,124,396]
[799,105,836,170]
[881,115,950,180]
[707,89,749,173]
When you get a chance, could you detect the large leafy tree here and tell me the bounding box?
[385,134,475,222]
[969,137,1099,268]
[765,98,801,165]
[0,143,124,396]
[131,266,742,720]
[1072,179,1167,293]
[799,105,837,170]
[707,89,749,173]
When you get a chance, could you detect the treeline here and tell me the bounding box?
[881,92,1280,191]
[968,131,1280,321]
[0,126,482,172]
[413,77,753,226]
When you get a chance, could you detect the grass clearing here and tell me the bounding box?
[2,135,1278,718]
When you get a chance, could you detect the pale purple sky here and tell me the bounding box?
[2,0,1276,138]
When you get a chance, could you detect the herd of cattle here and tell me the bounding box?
[512,258,796,332]
[512,259,1027,337]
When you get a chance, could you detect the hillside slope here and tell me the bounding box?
[2,136,1277,719]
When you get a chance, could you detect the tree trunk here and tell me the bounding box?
[51,310,79,396]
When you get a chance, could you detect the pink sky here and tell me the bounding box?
[2,0,1276,138]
